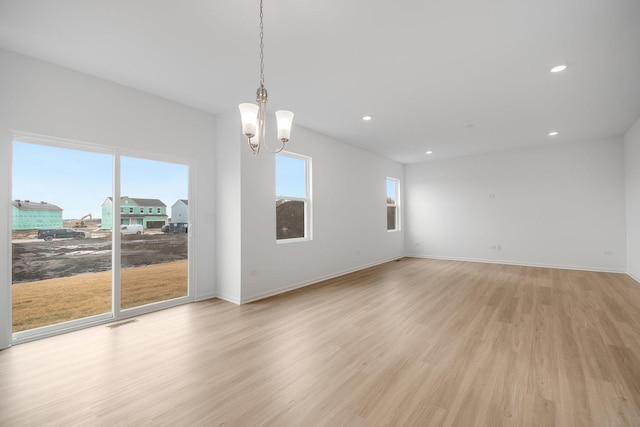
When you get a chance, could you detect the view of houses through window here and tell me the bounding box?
[276,152,311,241]
[120,156,189,310]
[11,140,190,336]
[12,142,112,334]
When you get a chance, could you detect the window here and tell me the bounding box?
[140,207,144,214]
[11,140,112,335]
[276,152,311,242]
[157,207,161,214]
[120,156,189,310]
[10,136,192,342]
[386,177,400,231]
[148,207,152,214]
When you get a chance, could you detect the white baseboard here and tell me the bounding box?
[214,293,241,305]
[194,292,217,302]
[240,255,404,304]
[628,272,640,285]
[404,253,627,274]
[215,254,634,305]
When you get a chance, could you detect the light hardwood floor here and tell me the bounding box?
[1,258,639,426]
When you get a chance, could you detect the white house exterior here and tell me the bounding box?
[171,199,188,224]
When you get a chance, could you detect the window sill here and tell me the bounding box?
[277,237,312,244]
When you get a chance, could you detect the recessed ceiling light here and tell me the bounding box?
[550,65,567,73]
[426,150,433,155]
[548,131,559,136]
[362,115,372,121]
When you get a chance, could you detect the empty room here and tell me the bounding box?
[1,1,639,426]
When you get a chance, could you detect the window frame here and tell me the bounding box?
[386,177,400,232]
[275,151,312,244]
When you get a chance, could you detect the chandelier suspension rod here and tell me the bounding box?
[259,0,265,88]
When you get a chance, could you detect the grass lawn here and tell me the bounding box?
[12,260,188,332]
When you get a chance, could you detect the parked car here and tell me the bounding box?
[37,228,86,242]
[120,224,144,235]
[161,222,188,233]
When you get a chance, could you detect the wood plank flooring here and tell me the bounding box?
[1,258,639,426]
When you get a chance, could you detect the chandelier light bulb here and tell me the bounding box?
[239,103,259,138]
[276,110,294,142]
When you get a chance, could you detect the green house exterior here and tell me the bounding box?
[101,197,168,230]
[12,200,63,230]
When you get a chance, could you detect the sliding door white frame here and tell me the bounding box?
[6,132,195,345]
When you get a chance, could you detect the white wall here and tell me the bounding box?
[0,49,217,349]
[215,109,242,303]
[405,138,627,272]
[215,112,405,303]
[624,117,640,282]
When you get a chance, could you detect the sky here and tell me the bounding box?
[12,141,188,220]
[276,154,306,198]
[387,178,397,202]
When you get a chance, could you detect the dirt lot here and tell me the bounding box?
[12,230,188,283]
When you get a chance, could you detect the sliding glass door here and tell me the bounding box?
[11,141,113,334]
[120,156,189,311]
[11,138,191,340]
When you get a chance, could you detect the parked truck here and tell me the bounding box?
[161,223,188,233]
[37,228,86,242]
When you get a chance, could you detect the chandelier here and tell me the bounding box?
[239,0,294,155]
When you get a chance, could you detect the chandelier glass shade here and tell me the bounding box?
[239,0,294,155]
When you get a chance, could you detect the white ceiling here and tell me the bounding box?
[1,0,639,164]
